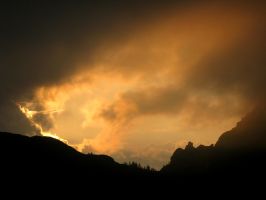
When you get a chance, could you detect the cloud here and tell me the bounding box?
[0,100,39,135]
[0,0,182,134]
[110,141,191,170]
[1,1,265,167]
[97,1,266,123]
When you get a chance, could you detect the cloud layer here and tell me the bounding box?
[1,1,265,167]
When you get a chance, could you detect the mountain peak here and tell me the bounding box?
[216,107,266,149]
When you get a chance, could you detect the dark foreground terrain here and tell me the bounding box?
[1,108,266,188]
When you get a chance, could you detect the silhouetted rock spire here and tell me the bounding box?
[185,142,194,150]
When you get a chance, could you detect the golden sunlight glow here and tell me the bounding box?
[17,103,68,144]
[14,4,256,168]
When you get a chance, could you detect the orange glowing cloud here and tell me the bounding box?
[16,2,265,168]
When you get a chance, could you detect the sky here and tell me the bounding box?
[1,0,265,169]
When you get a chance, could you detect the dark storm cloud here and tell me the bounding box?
[98,1,266,123]
[0,0,265,135]
[188,24,266,103]
[98,86,188,124]
[0,101,39,135]
[0,0,185,134]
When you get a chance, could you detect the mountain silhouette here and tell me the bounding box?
[161,108,266,181]
[216,107,266,150]
[0,132,156,185]
[1,108,266,185]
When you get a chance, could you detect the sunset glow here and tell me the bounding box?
[17,103,68,144]
[3,1,264,169]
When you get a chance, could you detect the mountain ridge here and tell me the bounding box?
[161,108,266,179]
[1,109,266,183]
